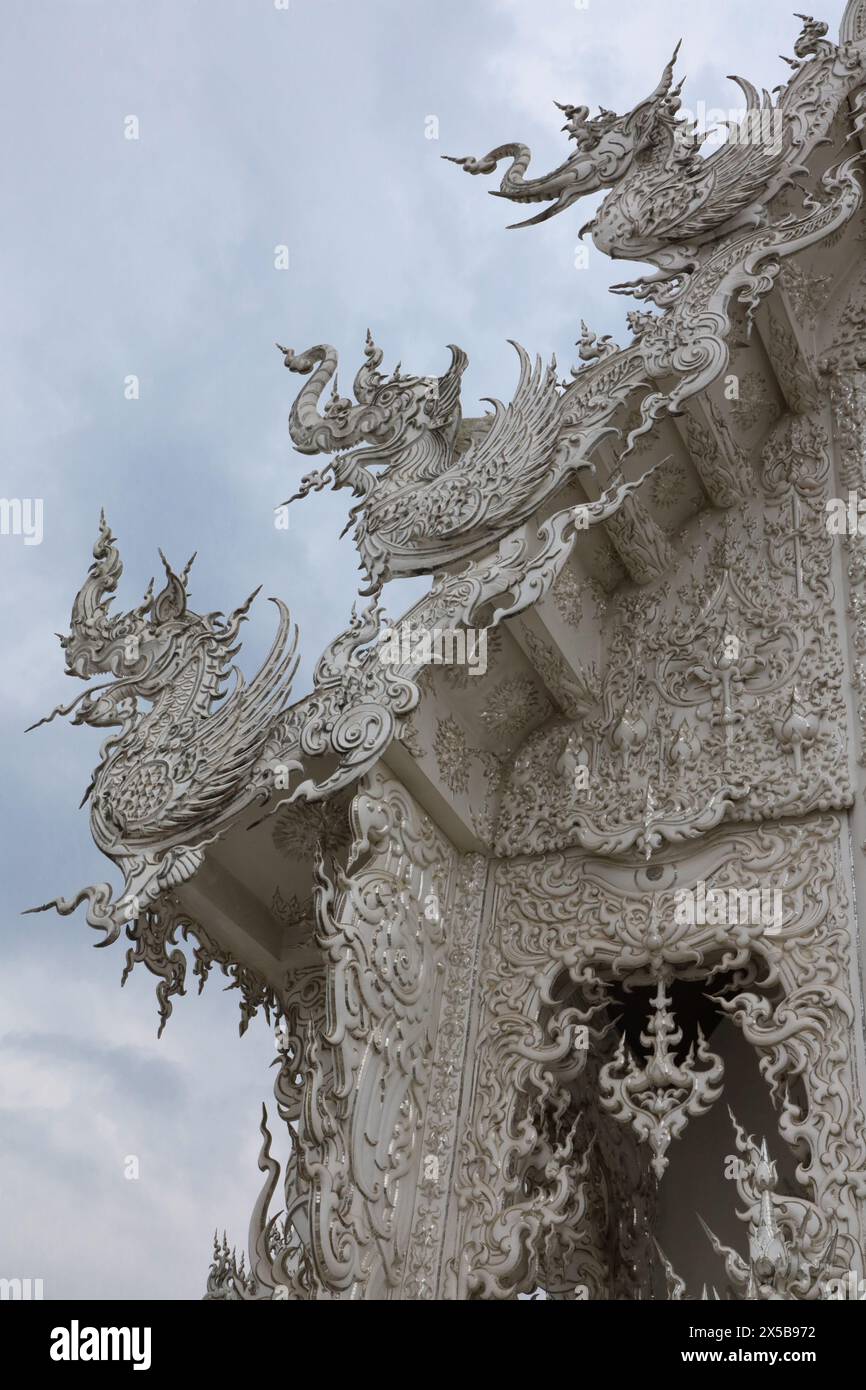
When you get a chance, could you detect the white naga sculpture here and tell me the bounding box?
[31,3,866,1299]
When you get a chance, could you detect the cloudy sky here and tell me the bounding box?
[1,0,850,1300]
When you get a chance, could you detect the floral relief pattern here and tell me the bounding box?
[650,458,692,511]
[434,715,473,796]
[550,564,586,627]
[478,676,552,745]
[272,794,353,859]
[728,370,782,433]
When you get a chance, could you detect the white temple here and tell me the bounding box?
[34,2,866,1300]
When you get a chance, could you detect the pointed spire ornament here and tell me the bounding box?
[599,975,724,1179]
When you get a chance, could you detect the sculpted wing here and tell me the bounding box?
[438,340,562,536]
[631,82,791,245]
[128,599,299,844]
[433,343,468,425]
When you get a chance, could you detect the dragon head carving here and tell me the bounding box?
[56,511,201,711]
[278,331,467,469]
[444,43,690,232]
[278,332,476,588]
[46,511,254,735]
[60,510,152,685]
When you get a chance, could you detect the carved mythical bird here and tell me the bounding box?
[28,514,299,941]
[279,333,608,591]
[445,16,856,296]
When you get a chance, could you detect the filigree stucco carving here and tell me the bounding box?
[549,564,586,627]
[75,890,283,1040]
[401,853,487,1299]
[658,1106,849,1300]
[433,716,472,797]
[766,313,821,415]
[496,423,852,857]
[266,599,420,804]
[729,369,782,433]
[682,403,750,508]
[279,51,864,609]
[821,268,866,816]
[780,257,833,331]
[455,816,866,1298]
[700,1111,849,1300]
[274,772,456,1298]
[206,965,328,1301]
[448,17,863,292]
[841,0,866,45]
[282,325,658,597]
[28,515,300,940]
[650,457,695,512]
[282,339,569,588]
[280,136,861,616]
[599,974,725,1178]
[209,770,458,1300]
[453,989,600,1298]
[32,0,866,1307]
[271,792,352,859]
